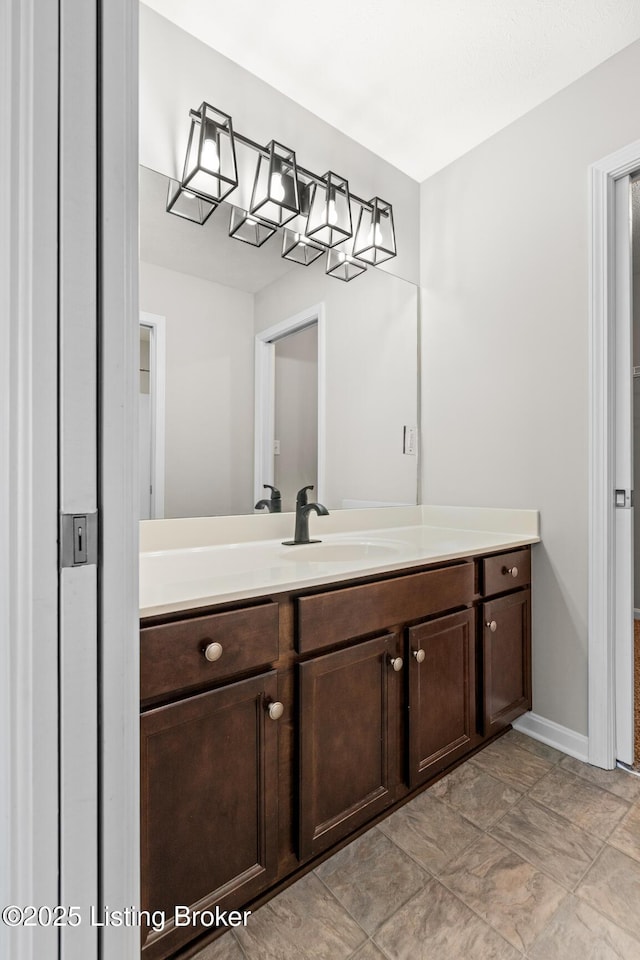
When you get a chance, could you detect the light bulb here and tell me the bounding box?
[366,220,384,247]
[201,137,220,173]
[270,172,285,203]
[328,199,339,226]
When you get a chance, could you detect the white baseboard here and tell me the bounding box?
[512,712,589,763]
[634,608,640,620]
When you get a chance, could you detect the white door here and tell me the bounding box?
[614,174,635,766]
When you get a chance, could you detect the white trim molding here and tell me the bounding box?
[589,139,640,770]
[512,713,589,763]
[1,2,60,958]
[99,1,140,958]
[140,312,166,519]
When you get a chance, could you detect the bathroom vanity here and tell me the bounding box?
[139,507,537,960]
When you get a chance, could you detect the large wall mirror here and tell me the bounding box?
[139,165,419,519]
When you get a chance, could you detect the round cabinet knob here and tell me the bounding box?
[390,656,404,672]
[504,565,519,578]
[413,649,426,663]
[266,700,284,721]
[203,641,223,662]
[486,620,497,633]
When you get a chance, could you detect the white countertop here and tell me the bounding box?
[140,505,540,618]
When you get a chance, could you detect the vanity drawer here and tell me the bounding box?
[482,549,531,597]
[140,602,279,703]
[296,562,474,654]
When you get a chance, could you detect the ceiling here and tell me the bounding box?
[142,0,640,182]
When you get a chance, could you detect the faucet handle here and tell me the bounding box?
[263,484,281,501]
[296,485,314,506]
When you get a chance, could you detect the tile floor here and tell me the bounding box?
[194,730,640,960]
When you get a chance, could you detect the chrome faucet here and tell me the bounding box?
[283,485,329,545]
[255,484,282,513]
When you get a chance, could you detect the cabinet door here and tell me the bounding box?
[298,633,400,860]
[482,589,531,736]
[141,671,279,960]
[407,609,476,787]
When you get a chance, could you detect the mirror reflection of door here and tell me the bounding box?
[273,324,318,507]
[139,312,166,520]
[139,325,153,519]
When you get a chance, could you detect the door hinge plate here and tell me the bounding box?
[60,512,98,568]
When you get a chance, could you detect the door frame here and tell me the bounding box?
[254,303,326,507]
[1,2,61,957]
[140,311,166,519]
[589,139,640,769]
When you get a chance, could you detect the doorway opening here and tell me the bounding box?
[254,304,326,512]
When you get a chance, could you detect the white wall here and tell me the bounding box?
[420,39,640,738]
[139,4,420,285]
[255,267,418,510]
[274,325,318,510]
[139,261,255,517]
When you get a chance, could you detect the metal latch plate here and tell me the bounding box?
[615,489,634,509]
[60,512,98,568]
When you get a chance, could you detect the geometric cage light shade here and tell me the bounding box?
[353,197,396,265]
[182,102,238,203]
[166,178,217,225]
[305,172,352,248]
[250,141,300,227]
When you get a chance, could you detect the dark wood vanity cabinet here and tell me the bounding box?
[298,632,402,860]
[407,608,477,786]
[140,545,532,960]
[482,590,531,736]
[480,548,532,737]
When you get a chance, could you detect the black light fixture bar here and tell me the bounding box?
[222,125,377,214]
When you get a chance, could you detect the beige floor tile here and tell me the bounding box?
[469,738,553,790]
[374,877,521,960]
[429,762,522,829]
[192,933,244,960]
[349,940,389,960]
[315,827,427,934]
[502,729,564,764]
[609,802,640,862]
[378,791,481,875]
[558,755,640,802]
[490,796,603,888]
[234,872,366,960]
[439,833,567,953]
[529,767,630,840]
[528,895,640,960]
[577,845,640,940]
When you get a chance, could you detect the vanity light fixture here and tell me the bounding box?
[281,228,325,265]
[182,102,238,203]
[166,179,218,224]
[171,104,397,277]
[229,207,277,247]
[353,197,396,265]
[250,141,300,226]
[325,248,367,282]
[305,172,352,248]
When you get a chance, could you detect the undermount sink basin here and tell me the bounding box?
[279,539,405,563]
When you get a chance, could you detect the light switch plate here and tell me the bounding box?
[273,440,281,455]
